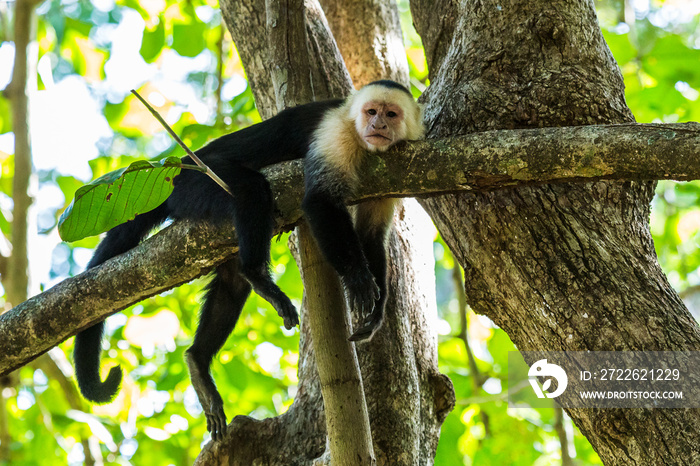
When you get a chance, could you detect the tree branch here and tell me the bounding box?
[2,121,700,375]
[4,0,40,308]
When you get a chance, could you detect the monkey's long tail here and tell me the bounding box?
[74,204,169,403]
[74,321,122,403]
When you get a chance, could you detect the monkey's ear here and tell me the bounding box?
[346,91,363,119]
[416,102,426,123]
[406,103,426,140]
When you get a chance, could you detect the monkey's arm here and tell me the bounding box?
[349,199,395,340]
[301,188,380,329]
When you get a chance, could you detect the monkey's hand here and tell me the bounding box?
[341,267,381,340]
[277,298,299,330]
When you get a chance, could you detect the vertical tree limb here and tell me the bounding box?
[205,0,452,462]
[451,262,490,436]
[322,1,454,462]
[266,0,315,108]
[318,0,408,87]
[4,0,39,308]
[214,23,227,125]
[298,222,376,465]
[1,1,39,461]
[266,0,375,463]
[554,407,573,466]
[196,1,356,463]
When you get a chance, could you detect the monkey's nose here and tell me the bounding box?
[372,123,387,129]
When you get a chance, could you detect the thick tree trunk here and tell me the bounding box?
[319,3,453,465]
[411,0,700,464]
[221,0,350,119]
[196,1,452,464]
[318,0,408,87]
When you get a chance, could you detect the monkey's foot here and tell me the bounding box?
[204,397,227,442]
[349,311,383,341]
[195,385,227,441]
[342,268,380,319]
[244,271,299,329]
[186,352,228,441]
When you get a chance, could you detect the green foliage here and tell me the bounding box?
[644,35,700,89]
[58,157,186,242]
[140,17,165,63]
[3,0,699,464]
[172,22,207,58]
[0,94,11,133]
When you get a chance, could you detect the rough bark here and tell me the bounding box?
[321,3,452,464]
[202,0,451,464]
[318,0,408,87]
[410,0,700,464]
[265,0,315,108]
[220,0,351,119]
[200,1,353,463]
[358,201,454,464]
[268,1,376,463]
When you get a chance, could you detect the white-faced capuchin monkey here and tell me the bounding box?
[73,79,424,440]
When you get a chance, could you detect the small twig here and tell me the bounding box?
[554,407,574,466]
[214,23,226,125]
[679,284,700,300]
[451,261,491,436]
[130,89,233,197]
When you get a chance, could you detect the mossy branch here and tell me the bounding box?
[2,121,700,375]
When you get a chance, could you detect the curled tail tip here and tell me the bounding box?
[78,365,123,404]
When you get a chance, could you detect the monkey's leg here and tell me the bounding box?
[229,169,299,329]
[185,259,250,441]
[172,164,299,329]
[348,234,389,341]
[348,199,395,341]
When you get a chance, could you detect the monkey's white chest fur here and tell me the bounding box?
[307,107,365,193]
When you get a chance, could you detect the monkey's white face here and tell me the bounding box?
[356,100,407,152]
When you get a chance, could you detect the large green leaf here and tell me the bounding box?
[58,157,193,242]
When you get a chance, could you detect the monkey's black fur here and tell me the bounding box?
[368,79,413,96]
[75,99,342,409]
[74,80,418,441]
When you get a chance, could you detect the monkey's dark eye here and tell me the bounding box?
[387,111,397,118]
[367,109,377,115]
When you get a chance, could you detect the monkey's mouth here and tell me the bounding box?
[365,134,392,144]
